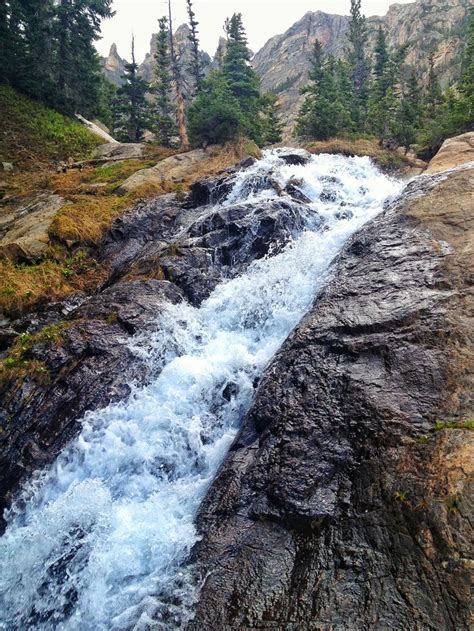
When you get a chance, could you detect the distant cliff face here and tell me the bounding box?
[253,0,471,134]
[100,43,126,87]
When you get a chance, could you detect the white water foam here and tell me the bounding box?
[0,150,403,630]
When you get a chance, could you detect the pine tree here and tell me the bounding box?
[367,33,405,139]
[52,0,114,115]
[187,14,265,146]
[261,94,283,144]
[222,13,263,141]
[425,52,442,118]
[392,70,422,150]
[168,0,190,150]
[113,37,150,142]
[418,7,474,154]
[347,0,370,128]
[296,41,352,140]
[458,7,474,125]
[187,70,244,145]
[223,14,260,104]
[372,27,390,97]
[152,17,176,146]
[186,0,203,94]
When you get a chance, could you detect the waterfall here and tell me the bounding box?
[0,150,402,630]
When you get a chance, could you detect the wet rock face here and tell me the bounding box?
[104,168,321,305]
[189,168,473,629]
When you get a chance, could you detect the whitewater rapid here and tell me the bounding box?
[0,150,402,630]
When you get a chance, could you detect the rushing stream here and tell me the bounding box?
[0,150,402,629]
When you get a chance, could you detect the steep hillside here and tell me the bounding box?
[0,86,102,170]
[253,0,471,134]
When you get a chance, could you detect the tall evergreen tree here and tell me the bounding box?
[223,14,260,104]
[418,7,474,154]
[52,0,114,115]
[425,51,442,118]
[367,35,406,140]
[152,17,176,146]
[347,0,370,128]
[186,0,203,94]
[392,70,422,150]
[168,0,190,149]
[296,41,353,140]
[261,94,283,144]
[373,27,390,96]
[187,70,245,145]
[112,37,150,142]
[187,13,264,146]
[222,13,262,140]
[1,0,113,116]
[459,7,474,124]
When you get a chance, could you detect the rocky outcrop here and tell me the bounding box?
[100,43,126,87]
[425,131,474,173]
[189,166,474,628]
[0,153,311,526]
[115,144,257,194]
[116,148,213,194]
[0,194,69,262]
[253,0,471,135]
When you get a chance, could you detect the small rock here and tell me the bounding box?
[2,162,13,172]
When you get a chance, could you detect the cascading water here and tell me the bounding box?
[0,150,403,630]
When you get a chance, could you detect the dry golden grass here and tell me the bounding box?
[49,195,132,245]
[305,137,408,170]
[0,252,105,318]
[1,139,262,319]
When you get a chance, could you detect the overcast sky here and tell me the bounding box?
[96,0,414,62]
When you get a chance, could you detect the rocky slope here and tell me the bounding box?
[189,155,474,628]
[0,136,472,626]
[253,0,471,134]
[0,152,312,525]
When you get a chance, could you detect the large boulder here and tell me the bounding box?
[189,167,474,629]
[0,194,68,261]
[426,131,474,173]
[102,194,320,304]
[93,142,144,160]
[116,146,220,194]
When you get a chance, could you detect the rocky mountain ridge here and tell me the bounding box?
[101,0,470,133]
[253,0,471,133]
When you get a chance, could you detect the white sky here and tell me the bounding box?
[96,0,415,62]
